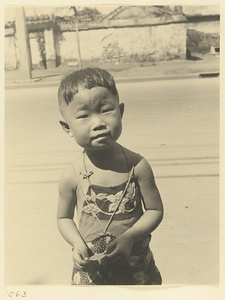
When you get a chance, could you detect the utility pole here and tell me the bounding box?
[15,7,32,79]
[71,6,83,69]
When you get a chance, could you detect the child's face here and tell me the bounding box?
[63,87,124,151]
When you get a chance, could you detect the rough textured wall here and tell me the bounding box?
[186,20,220,33]
[59,23,186,62]
[187,30,220,54]
[29,34,42,67]
[5,20,218,70]
[5,35,18,70]
[186,21,220,54]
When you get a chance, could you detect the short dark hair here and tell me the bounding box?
[58,67,118,106]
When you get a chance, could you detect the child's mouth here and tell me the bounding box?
[92,133,109,140]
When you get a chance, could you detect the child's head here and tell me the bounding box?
[58,67,124,151]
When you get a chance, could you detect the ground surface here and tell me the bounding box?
[4,77,219,285]
[5,54,220,85]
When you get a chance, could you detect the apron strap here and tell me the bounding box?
[72,163,89,197]
[104,166,135,233]
[72,163,106,232]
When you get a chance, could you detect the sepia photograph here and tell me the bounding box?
[2,0,224,299]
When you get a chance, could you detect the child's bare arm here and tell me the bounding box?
[57,166,91,268]
[105,157,163,262]
[127,157,164,237]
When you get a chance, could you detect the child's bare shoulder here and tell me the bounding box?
[121,145,143,166]
[133,155,155,183]
[59,152,83,193]
[121,146,154,180]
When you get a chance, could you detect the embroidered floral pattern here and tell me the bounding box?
[82,203,100,216]
[82,181,136,216]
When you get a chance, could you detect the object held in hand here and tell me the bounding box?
[89,252,106,261]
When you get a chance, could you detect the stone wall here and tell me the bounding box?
[57,22,186,63]
[186,20,220,55]
[186,20,220,33]
[5,35,18,70]
[29,33,43,67]
[4,18,219,70]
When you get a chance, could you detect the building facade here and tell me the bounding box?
[4,5,220,71]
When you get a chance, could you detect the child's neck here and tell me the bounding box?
[84,143,123,170]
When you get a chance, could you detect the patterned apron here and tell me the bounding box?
[71,165,162,285]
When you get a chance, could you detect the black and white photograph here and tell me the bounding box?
[2,0,224,299]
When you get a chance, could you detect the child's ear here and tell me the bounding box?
[119,103,124,118]
[59,121,73,137]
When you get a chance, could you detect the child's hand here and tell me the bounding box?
[104,235,134,265]
[72,243,92,271]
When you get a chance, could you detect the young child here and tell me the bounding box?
[57,67,163,285]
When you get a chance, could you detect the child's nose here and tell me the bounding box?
[91,114,106,131]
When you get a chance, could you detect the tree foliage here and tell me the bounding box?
[70,6,102,22]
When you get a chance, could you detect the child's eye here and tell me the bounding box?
[77,114,89,119]
[102,107,113,114]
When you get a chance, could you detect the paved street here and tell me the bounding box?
[4,77,219,285]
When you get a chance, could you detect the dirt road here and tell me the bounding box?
[4,77,219,285]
